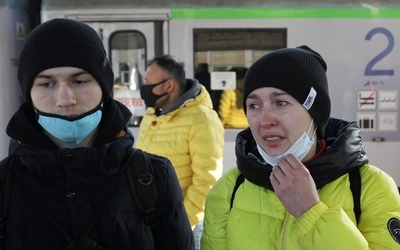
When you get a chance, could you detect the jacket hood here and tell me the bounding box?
[236,117,368,190]
[6,98,132,149]
[146,79,213,116]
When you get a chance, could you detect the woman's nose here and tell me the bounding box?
[260,107,278,128]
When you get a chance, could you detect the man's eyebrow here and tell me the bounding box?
[34,73,52,79]
[71,70,89,77]
[34,70,89,79]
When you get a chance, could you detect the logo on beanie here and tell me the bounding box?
[303,87,317,110]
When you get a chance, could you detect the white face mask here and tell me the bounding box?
[256,119,316,166]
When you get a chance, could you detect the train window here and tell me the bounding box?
[193,28,287,126]
[110,31,146,126]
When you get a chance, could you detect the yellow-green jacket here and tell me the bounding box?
[202,118,400,249]
[136,80,224,228]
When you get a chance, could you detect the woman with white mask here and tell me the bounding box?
[201,46,400,249]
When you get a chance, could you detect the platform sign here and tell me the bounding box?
[16,22,25,40]
[211,72,236,90]
[378,112,398,131]
[357,113,376,131]
[350,27,400,141]
[379,90,398,110]
[358,91,376,110]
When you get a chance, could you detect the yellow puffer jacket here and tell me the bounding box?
[136,83,224,227]
[202,118,400,249]
[202,166,400,249]
[218,80,248,128]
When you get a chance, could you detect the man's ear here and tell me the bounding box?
[166,79,175,93]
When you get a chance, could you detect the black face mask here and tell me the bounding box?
[140,79,168,107]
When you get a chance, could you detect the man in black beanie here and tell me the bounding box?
[0,18,194,249]
[202,46,400,249]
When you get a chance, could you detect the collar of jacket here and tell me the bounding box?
[235,117,369,190]
[158,78,201,115]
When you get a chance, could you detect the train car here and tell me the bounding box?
[2,0,400,184]
[0,0,40,159]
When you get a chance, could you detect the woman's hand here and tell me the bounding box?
[270,153,320,218]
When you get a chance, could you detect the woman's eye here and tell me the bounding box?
[248,103,260,110]
[275,100,288,107]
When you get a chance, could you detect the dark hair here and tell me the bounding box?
[147,55,186,88]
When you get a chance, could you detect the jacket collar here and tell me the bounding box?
[158,78,201,115]
[236,117,368,190]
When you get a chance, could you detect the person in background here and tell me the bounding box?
[1,18,193,249]
[194,63,221,112]
[218,67,249,128]
[201,45,400,249]
[194,63,211,97]
[137,55,224,249]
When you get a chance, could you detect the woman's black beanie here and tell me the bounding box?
[18,18,114,105]
[243,45,331,138]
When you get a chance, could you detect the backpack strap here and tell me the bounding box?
[349,167,361,225]
[230,173,245,210]
[75,148,137,249]
[126,147,159,232]
[0,156,14,250]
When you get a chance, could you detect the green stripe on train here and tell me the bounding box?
[171,8,400,19]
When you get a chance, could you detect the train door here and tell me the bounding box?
[72,20,168,127]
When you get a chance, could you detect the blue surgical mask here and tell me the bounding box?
[37,107,102,147]
[256,119,316,167]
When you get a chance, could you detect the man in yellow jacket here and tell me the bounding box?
[136,55,224,247]
[201,46,400,249]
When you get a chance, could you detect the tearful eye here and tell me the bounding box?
[275,100,288,107]
[248,103,261,110]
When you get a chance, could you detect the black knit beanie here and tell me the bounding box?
[18,18,114,105]
[243,45,331,138]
